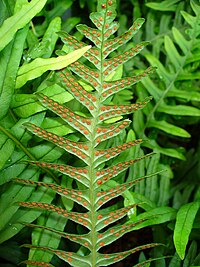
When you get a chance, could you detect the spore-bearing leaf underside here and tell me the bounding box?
[17,0,159,266]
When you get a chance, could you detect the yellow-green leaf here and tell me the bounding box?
[148,120,191,138]
[16,45,91,88]
[174,202,199,260]
[0,0,47,52]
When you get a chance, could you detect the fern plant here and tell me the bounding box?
[132,0,200,160]
[14,0,161,266]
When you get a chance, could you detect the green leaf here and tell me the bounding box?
[0,131,15,170]
[0,26,28,120]
[127,192,157,212]
[141,76,162,101]
[29,213,67,264]
[145,54,172,83]
[11,84,73,118]
[28,16,61,59]
[181,10,196,29]
[169,253,181,267]
[191,0,200,15]
[172,27,189,55]
[0,140,62,243]
[148,120,191,138]
[146,0,181,11]
[16,45,91,88]
[41,118,75,136]
[174,202,199,260]
[0,169,40,241]
[178,72,200,80]
[62,17,81,33]
[0,0,47,52]
[0,175,55,244]
[157,104,200,116]
[183,241,198,267]
[131,207,177,229]
[0,113,45,179]
[164,35,184,71]
[167,88,200,101]
[143,154,160,203]
[143,139,186,160]
[0,150,27,186]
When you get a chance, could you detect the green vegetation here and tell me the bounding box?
[0,0,200,266]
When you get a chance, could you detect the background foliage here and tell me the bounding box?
[0,0,200,266]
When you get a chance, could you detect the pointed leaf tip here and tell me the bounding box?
[174,202,199,259]
[16,45,91,88]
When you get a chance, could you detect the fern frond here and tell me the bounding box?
[135,0,200,160]
[18,0,159,266]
